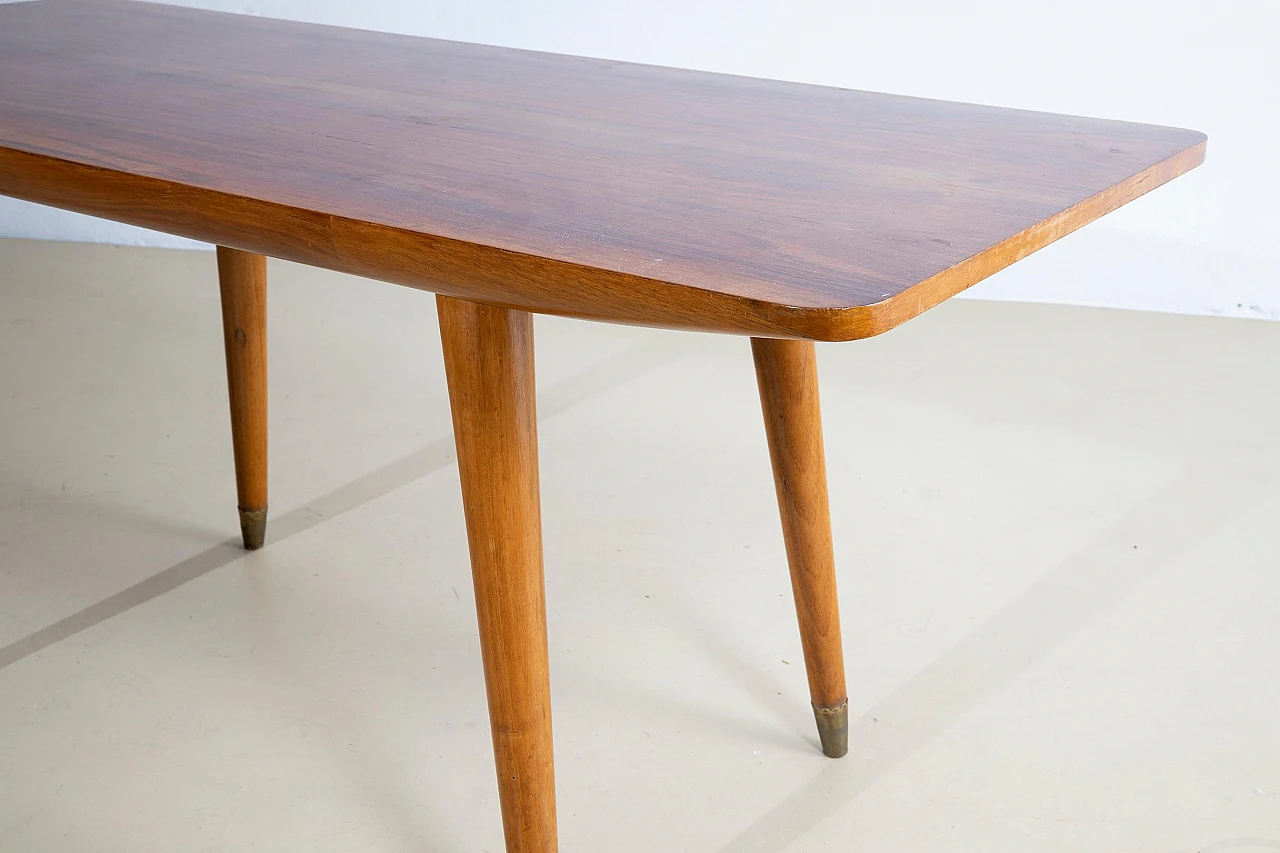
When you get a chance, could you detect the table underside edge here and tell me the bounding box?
[0,140,1205,341]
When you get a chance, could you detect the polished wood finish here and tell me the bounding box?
[0,0,1205,341]
[437,296,557,852]
[752,338,848,757]
[216,246,268,550]
[0,1,1209,845]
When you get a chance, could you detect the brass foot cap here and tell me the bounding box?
[813,701,849,759]
[238,506,268,550]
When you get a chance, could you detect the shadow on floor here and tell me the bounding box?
[0,334,682,673]
[717,466,1273,852]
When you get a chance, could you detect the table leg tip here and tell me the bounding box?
[813,700,849,759]
[238,506,268,550]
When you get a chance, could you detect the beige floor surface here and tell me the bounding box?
[1,237,1277,851]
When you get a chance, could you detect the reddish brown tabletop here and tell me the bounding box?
[0,0,1204,340]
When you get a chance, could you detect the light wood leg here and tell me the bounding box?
[751,337,849,758]
[216,246,268,550]
[438,295,557,852]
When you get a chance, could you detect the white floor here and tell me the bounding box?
[1,237,1278,851]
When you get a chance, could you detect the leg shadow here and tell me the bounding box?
[0,333,682,673]
[717,467,1270,852]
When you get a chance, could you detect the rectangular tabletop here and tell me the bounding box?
[0,0,1205,340]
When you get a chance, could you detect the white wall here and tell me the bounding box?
[2,0,1276,319]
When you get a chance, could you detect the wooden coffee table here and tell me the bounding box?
[0,2,1205,849]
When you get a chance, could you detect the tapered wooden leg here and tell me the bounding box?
[751,337,849,758]
[438,295,557,853]
[216,246,268,550]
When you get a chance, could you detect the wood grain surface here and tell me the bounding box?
[752,338,848,757]
[215,246,268,550]
[438,296,557,852]
[0,1,1204,339]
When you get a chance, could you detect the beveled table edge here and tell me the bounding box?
[0,138,1205,341]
